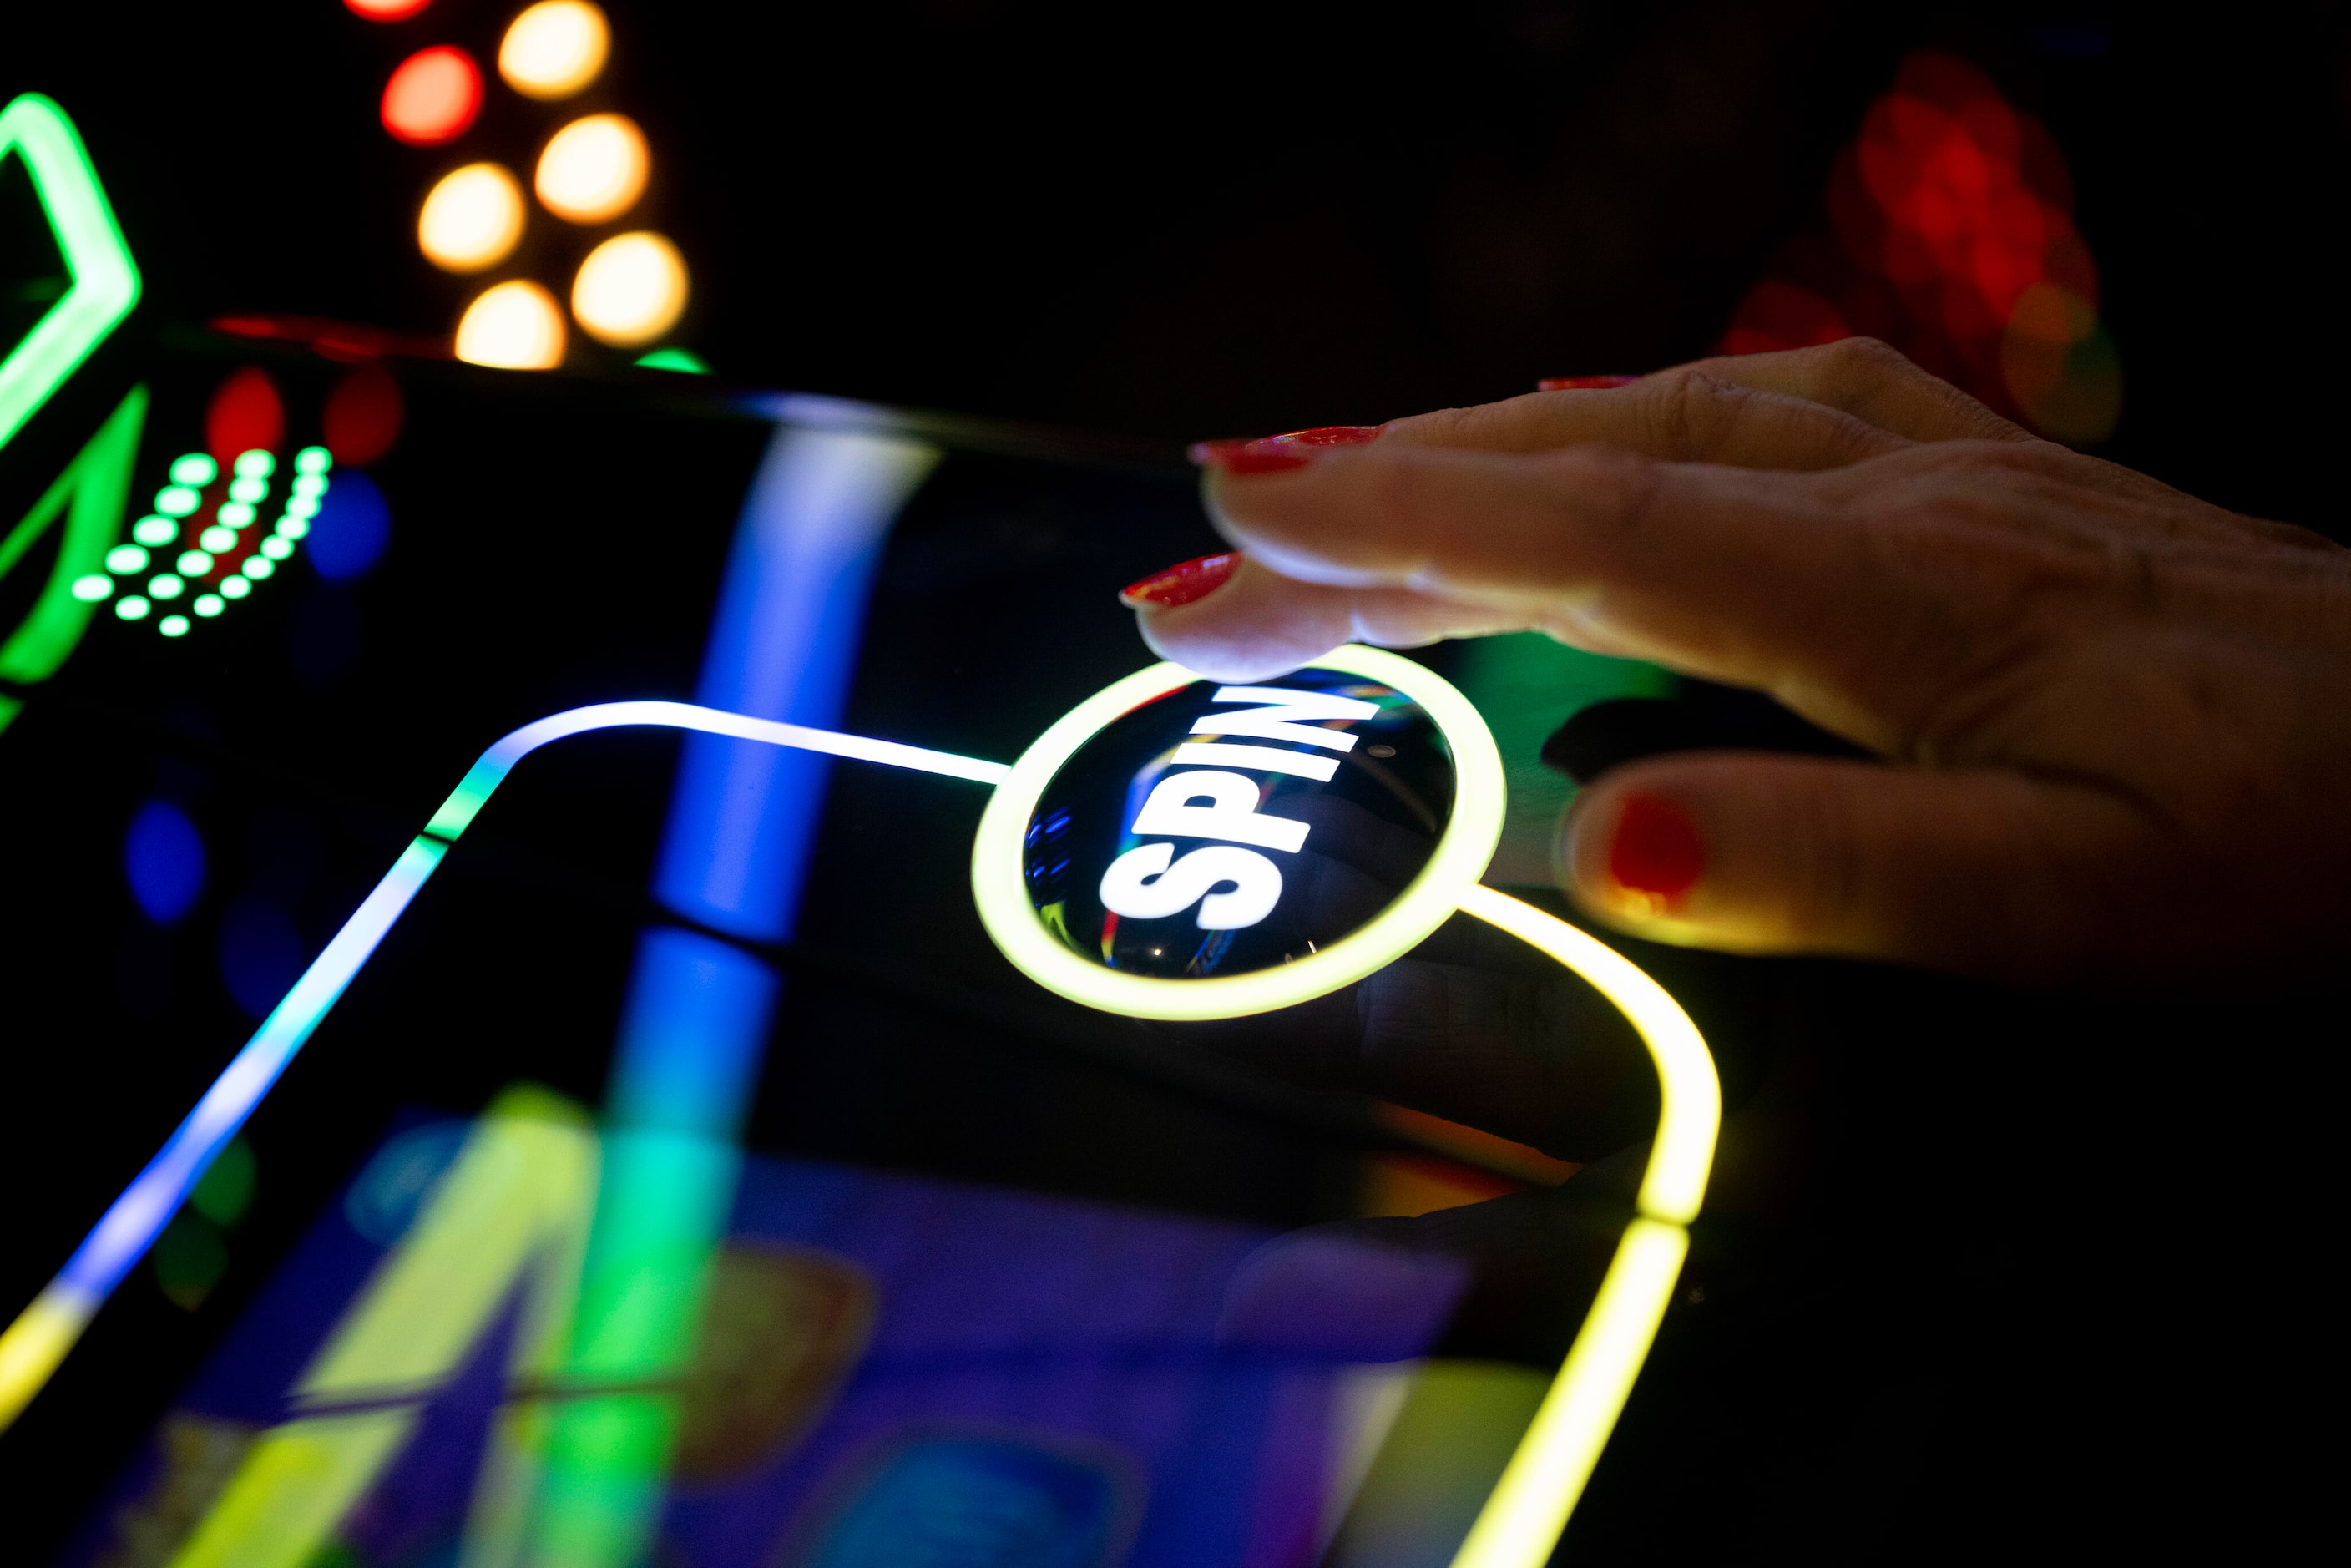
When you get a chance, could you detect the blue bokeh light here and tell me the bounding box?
[306,471,390,582]
[124,800,206,925]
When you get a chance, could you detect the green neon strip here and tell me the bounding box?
[0,385,147,733]
[0,94,142,456]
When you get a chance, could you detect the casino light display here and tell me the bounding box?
[1714,50,2121,443]
[0,654,1721,1568]
[351,1,695,368]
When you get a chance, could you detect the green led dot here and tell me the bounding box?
[259,536,293,561]
[149,574,184,599]
[241,556,274,581]
[70,574,114,603]
[132,516,178,547]
[177,550,214,576]
[115,595,150,621]
[218,503,256,529]
[294,446,332,475]
[276,517,310,540]
[192,594,225,618]
[284,495,319,521]
[291,473,326,501]
[169,453,218,487]
[200,525,236,552]
[158,615,190,638]
[105,543,149,574]
[155,486,200,517]
[228,476,267,504]
[234,449,275,478]
[219,576,251,600]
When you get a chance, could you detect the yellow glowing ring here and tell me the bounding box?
[972,645,1504,1020]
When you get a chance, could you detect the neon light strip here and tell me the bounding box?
[0,704,1008,1434]
[1445,884,1722,1568]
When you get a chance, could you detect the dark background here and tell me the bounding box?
[10,3,2351,524]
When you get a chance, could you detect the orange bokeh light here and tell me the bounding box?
[381,47,483,147]
[346,0,432,18]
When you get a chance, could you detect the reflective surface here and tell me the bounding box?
[1022,667,1456,979]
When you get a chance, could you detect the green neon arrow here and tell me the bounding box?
[0,93,141,457]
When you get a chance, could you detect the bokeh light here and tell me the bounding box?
[500,2,610,100]
[535,114,649,224]
[307,472,392,582]
[571,231,688,346]
[124,800,205,926]
[381,46,483,147]
[323,366,406,467]
[1717,51,2121,444]
[456,278,568,367]
[346,0,433,18]
[417,163,526,272]
[205,367,284,464]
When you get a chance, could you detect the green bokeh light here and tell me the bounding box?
[169,453,216,487]
[104,543,146,574]
[154,486,199,517]
[131,515,175,546]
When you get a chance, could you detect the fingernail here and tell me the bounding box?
[1120,551,1240,609]
[1607,793,1705,903]
[1188,423,1384,475]
[1537,375,1640,391]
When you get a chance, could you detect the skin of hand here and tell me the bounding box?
[1139,338,2351,984]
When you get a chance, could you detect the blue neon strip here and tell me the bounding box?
[2,704,1006,1424]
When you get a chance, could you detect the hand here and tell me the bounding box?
[1130,339,2351,983]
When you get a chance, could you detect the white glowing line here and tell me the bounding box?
[0,704,1006,1435]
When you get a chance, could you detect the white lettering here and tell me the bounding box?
[1130,770,1311,854]
[1169,742,1339,781]
[1190,686,1380,752]
[1100,842,1283,930]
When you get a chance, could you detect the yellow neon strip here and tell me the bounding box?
[1443,887,1722,1568]
[970,645,1505,1021]
[0,1283,95,1432]
[1454,885,1717,1226]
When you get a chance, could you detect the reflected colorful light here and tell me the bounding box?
[456,278,568,367]
[501,1,610,100]
[381,46,483,147]
[417,162,526,272]
[535,113,648,224]
[571,231,687,347]
[346,0,432,18]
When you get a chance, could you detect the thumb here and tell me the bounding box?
[1558,755,2177,982]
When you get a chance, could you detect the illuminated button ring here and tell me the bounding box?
[0,646,1715,1568]
[69,446,333,636]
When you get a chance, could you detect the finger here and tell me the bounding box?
[1672,336,2033,445]
[1557,752,2182,980]
[1187,443,1925,745]
[1375,371,1913,471]
[1137,553,1529,683]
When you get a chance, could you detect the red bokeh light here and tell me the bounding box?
[1717,50,2118,443]
[381,47,482,147]
[346,0,432,18]
[323,366,407,467]
[205,367,285,463]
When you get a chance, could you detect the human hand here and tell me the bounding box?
[1128,339,2351,982]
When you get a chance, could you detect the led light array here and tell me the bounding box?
[69,447,333,637]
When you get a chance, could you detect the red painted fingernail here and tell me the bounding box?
[1120,551,1240,609]
[1537,374,1640,391]
[1190,440,1312,475]
[1188,423,1383,475]
[1608,793,1705,900]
